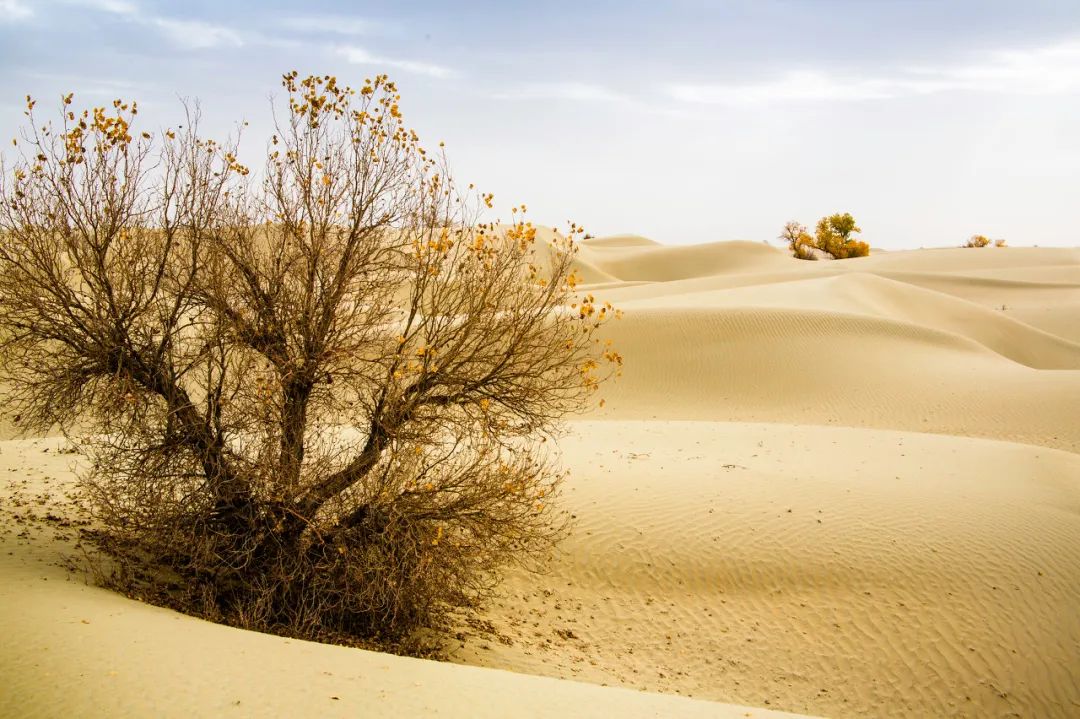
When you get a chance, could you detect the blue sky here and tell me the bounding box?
[2,0,1080,248]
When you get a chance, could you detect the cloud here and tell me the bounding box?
[0,0,33,22]
[906,38,1080,95]
[669,37,1080,106]
[25,69,146,88]
[281,14,380,37]
[26,72,153,98]
[63,0,138,14]
[56,0,242,51]
[248,33,304,51]
[491,80,691,119]
[670,71,895,105]
[336,46,455,79]
[150,17,243,49]
[493,82,629,103]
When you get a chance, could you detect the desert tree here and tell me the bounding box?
[966,235,1007,248]
[779,220,816,260]
[813,212,870,259]
[781,213,869,260]
[0,74,621,648]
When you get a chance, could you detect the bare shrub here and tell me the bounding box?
[0,74,621,650]
[779,220,816,260]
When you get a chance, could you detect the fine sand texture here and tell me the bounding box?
[455,422,1080,718]
[0,436,809,719]
[575,239,1080,452]
[2,238,1078,718]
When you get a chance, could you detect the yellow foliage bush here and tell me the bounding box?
[781,213,869,260]
[965,235,1007,248]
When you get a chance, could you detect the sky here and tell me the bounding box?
[1,0,1079,249]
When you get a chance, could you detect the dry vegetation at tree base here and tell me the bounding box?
[0,74,621,651]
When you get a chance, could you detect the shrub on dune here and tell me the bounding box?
[814,213,870,259]
[0,73,621,651]
[964,235,1007,248]
[779,220,817,260]
[781,213,870,260]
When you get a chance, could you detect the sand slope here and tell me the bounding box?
[457,422,1080,718]
[5,421,1077,718]
[2,238,1078,718]
[580,240,796,283]
[0,553,801,719]
[572,241,1080,452]
[0,436,808,719]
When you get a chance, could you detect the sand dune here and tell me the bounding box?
[869,270,1080,342]
[457,422,1080,718]
[572,239,1080,452]
[610,272,1080,368]
[853,246,1080,272]
[594,306,1080,451]
[0,436,810,719]
[580,240,794,283]
[2,237,1078,718]
[580,234,661,248]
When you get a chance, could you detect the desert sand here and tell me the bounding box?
[2,237,1079,717]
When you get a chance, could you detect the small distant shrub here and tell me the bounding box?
[779,220,816,260]
[964,235,1006,248]
[781,213,869,260]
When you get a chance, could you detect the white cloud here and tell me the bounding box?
[64,0,138,14]
[906,38,1080,95]
[0,0,33,22]
[670,37,1080,106]
[56,0,242,51]
[492,80,691,119]
[24,70,149,94]
[282,15,379,37]
[671,71,896,105]
[151,17,243,50]
[494,82,628,103]
[336,46,455,79]
[249,33,303,51]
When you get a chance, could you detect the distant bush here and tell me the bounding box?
[964,235,1007,248]
[781,213,869,260]
[779,220,817,260]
